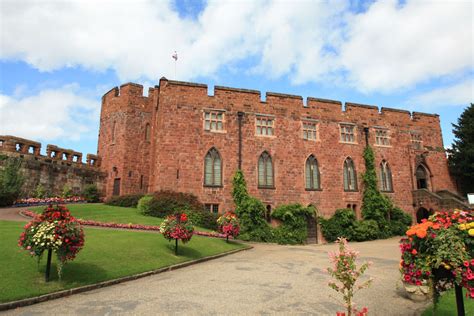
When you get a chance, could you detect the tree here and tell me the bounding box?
[0,157,25,206]
[448,103,474,195]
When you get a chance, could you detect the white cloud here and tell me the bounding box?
[407,79,473,108]
[0,86,99,141]
[339,0,473,92]
[0,0,472,93]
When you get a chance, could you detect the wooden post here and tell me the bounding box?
[45,249,52,282]
[454,284,465,316]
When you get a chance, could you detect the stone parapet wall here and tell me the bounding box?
[0,135,105,197]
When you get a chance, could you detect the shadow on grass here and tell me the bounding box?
[164,243,203,259]
[37,262,108,284]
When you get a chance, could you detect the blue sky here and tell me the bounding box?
[0,0,472,158]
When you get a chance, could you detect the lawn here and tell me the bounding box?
[28,203,212,231]
[0,220,247,303]
[422,290,474,315]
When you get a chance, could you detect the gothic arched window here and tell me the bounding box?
[204,148,222,186]
[379,160,393,192]
[305,155,320,190]
[343,158,358,191]
[258,151,274,188]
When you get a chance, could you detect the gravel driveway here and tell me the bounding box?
[2,237,430,315]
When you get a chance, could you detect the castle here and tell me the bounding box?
[97,77,469,223]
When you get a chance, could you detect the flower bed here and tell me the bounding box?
[13,197,86,207]
[21,210,226,238]
[400,209,474,299]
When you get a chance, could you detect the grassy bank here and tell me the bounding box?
[0,220,247,303]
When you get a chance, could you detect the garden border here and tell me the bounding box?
[0,244,252,311]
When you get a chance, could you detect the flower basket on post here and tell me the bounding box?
[399,210,474,316]
[18,204,85,281]
[217,211,240,242]
[159,213,194,255]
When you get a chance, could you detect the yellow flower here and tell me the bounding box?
[459,224,467,230]
[469,228,474,237]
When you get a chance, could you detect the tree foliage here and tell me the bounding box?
[0,157,25,206]
[448,103,474,195]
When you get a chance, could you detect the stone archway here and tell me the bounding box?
[416,207,430,223]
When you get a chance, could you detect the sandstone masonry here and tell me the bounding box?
[98,78,469,221]
[0,135,105,197]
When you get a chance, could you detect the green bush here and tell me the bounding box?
[106,194,144,208]
[185,209,218,231]
[389,207,412,236]
[319,209,356,242]
[0,157,24,206]
[33,183,47,199]
[82,184,100,203]
[144,190,205,218]
[61,185,73,198]
[351,220,380,241]
[271,203,315,244]
[238,226,274,242]
[137,195,154,214]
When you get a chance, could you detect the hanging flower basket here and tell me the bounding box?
[18,204,85,281]
[217,211,240,242]
[159,213,194,255]
[399,210,474,303]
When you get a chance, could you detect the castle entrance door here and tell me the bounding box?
[306,205,318,244]
[113,178,121,196]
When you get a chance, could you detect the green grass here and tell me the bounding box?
[29,203,212,232]
[0,220,247,303]
[422,290,474,315]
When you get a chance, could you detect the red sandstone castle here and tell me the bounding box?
[98,77,468,222]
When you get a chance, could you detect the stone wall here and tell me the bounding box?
[98,78,460,219]
[0,135,105,198]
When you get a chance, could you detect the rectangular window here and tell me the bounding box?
[340,124,356,143]
[375,129,390,146]
[256,116,274,136]
[302,121,317,140]
[411,133,422,150]
[204,111,224,131]
[205,204,219,214]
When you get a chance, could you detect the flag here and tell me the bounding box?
[172,51,178,61]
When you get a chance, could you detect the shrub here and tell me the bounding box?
[319,209,356,242]
[105,194,144,208]
[232,171,274,242]
[0,157,24,206]
[33,183,47,199]
[61,185,73,198]
[389,207,413,236]
[351,220,380,241]
[137,195,154,214]
[271,203,315,244]
[144,190,205,218]
[185,209,218,230]
[82,184,100,203]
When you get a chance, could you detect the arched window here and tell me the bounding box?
[379,161,393,192]
[204,148,222,186]
[145,123,151,141]
[416,165,429,190]
[258,151,274,188]
[343,158,357,191]
[305,155,320,190]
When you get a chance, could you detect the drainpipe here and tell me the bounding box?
[237,112,244,170]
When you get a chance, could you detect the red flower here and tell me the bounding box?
[411,249,417,255]
[464,261,470,267]
[180,213,187,222]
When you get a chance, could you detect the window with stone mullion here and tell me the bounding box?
[204,148,222,186]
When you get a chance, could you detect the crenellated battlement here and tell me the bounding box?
[0,135,100,167]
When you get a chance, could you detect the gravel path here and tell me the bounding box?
[0,207,28,222]
[2,238,430,315]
